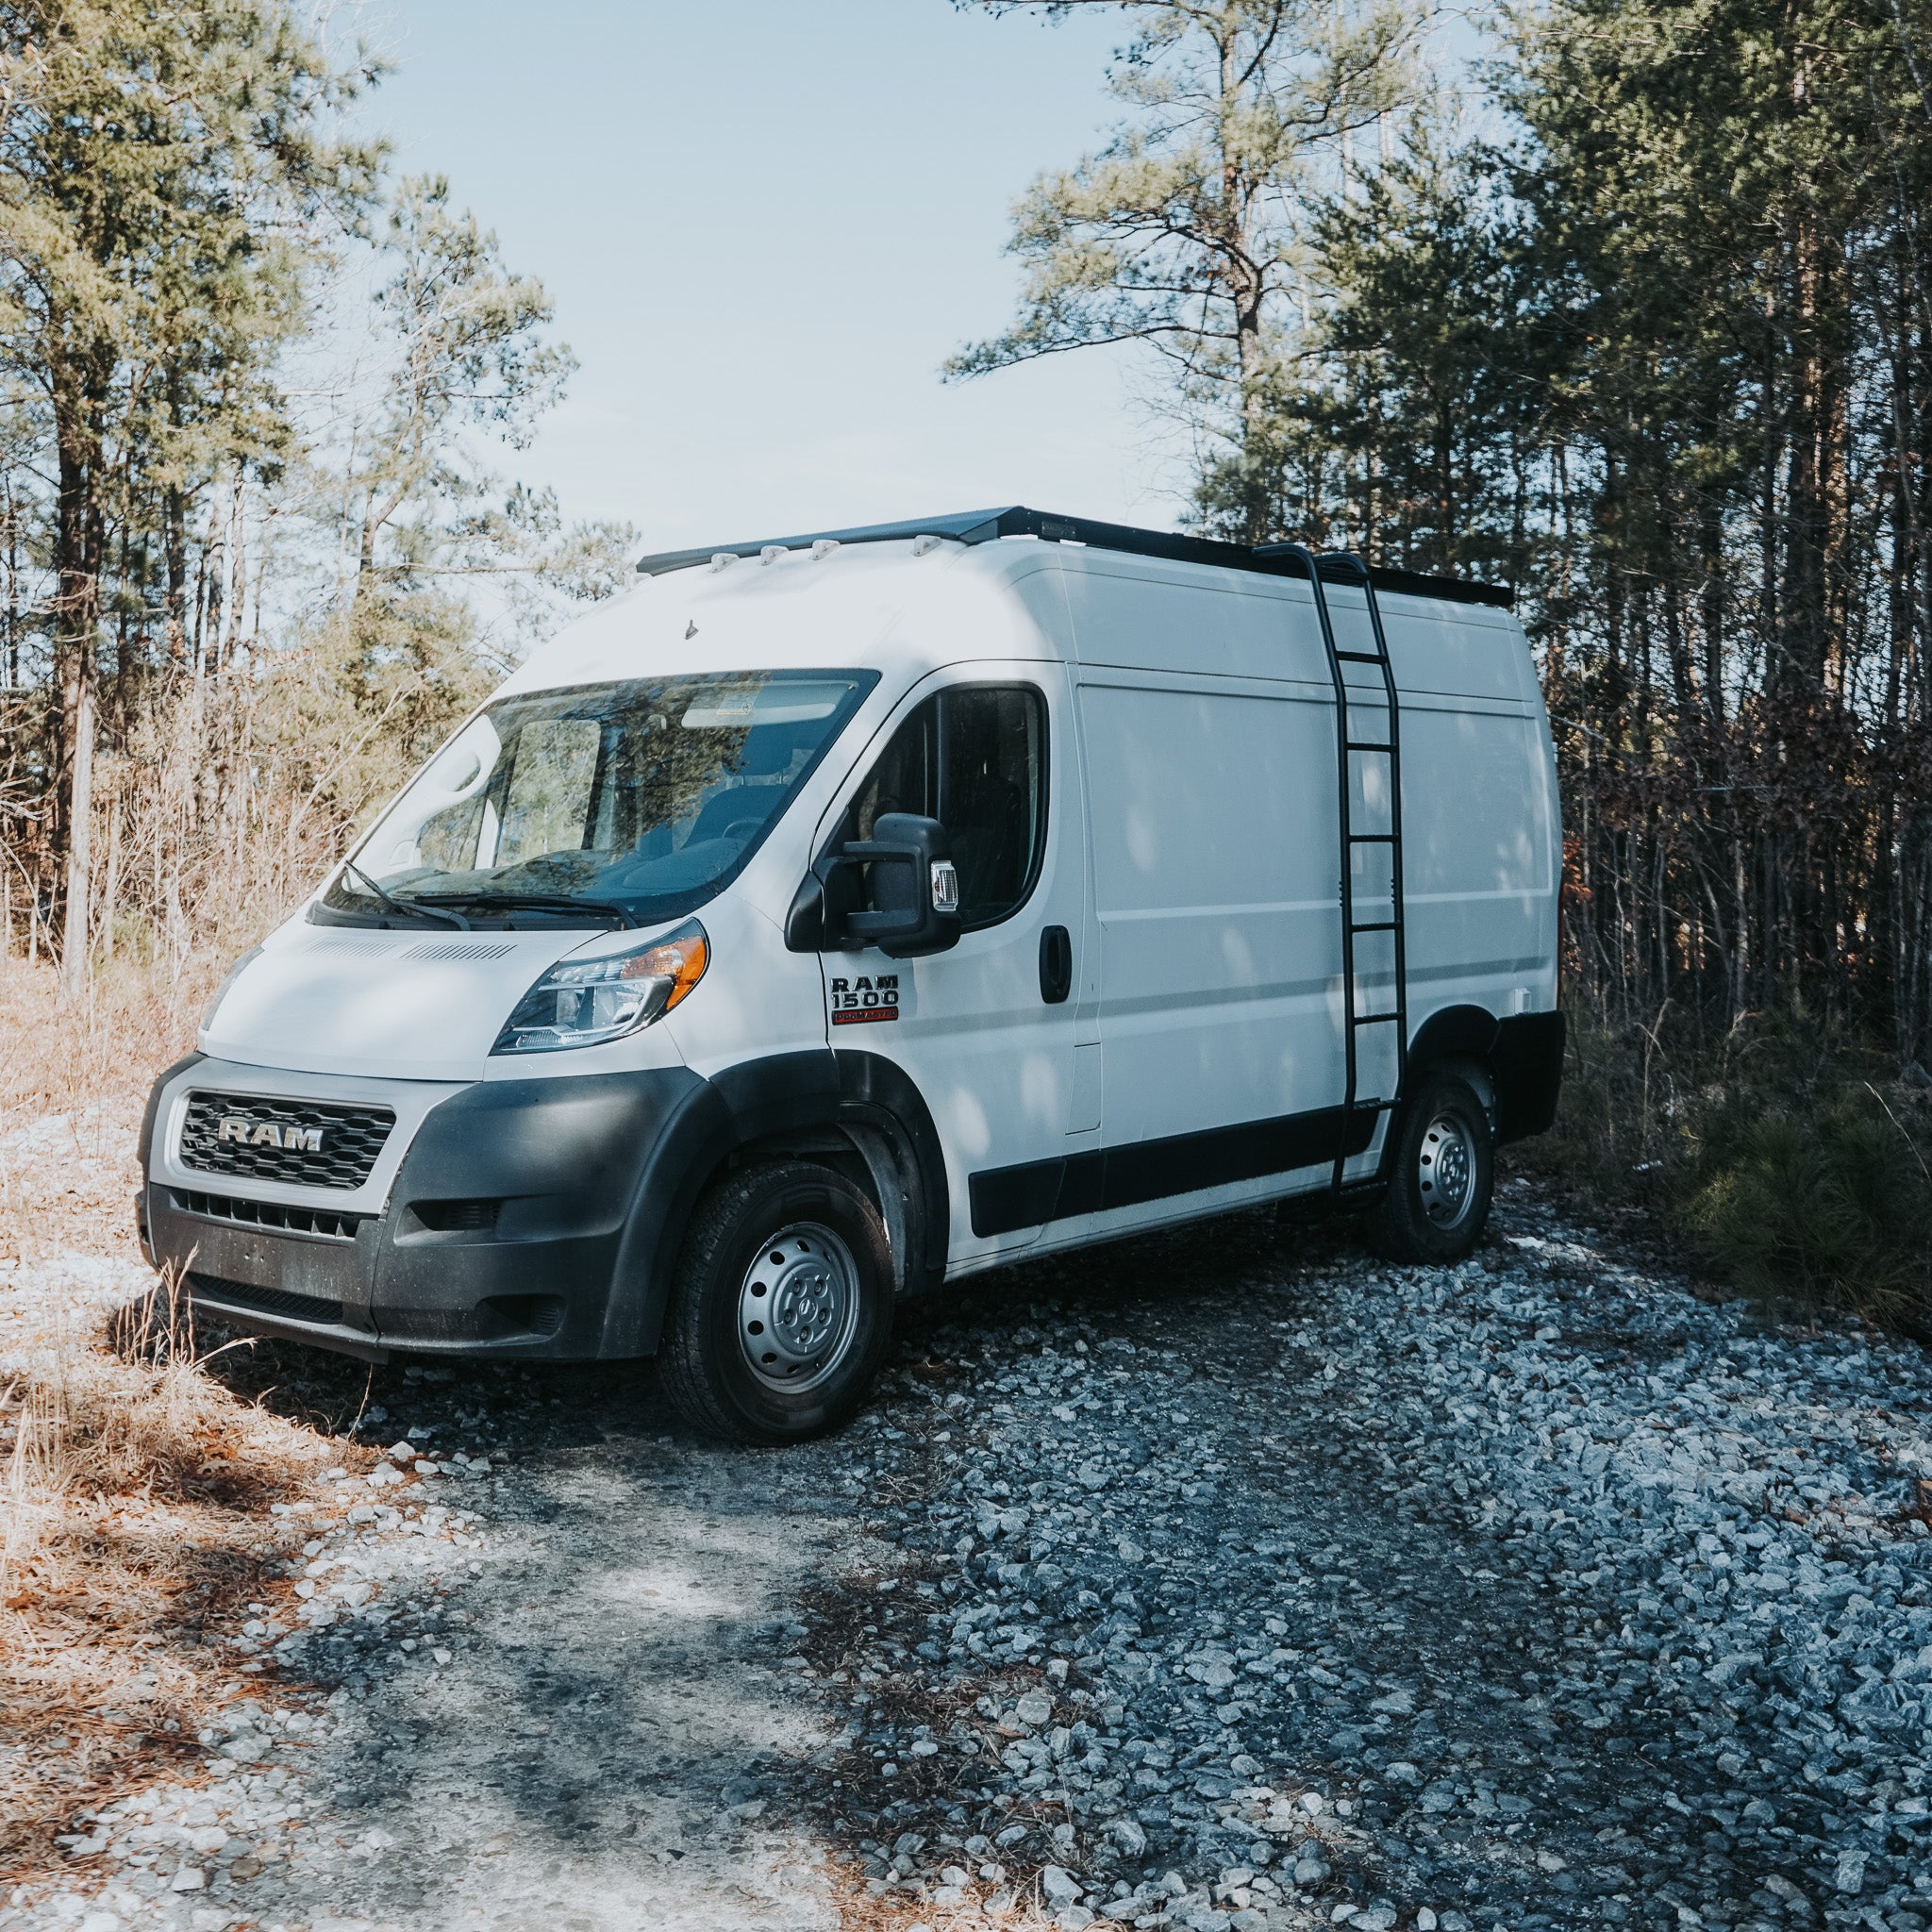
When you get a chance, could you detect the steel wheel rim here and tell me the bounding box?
[737,1221,860,1393]
[1417,1109,1476,1228]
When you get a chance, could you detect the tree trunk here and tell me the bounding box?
[1216,21,1272,545]
[58,649,93,995]
[51,341,104,995]
[223,467,247,669]
[3,475,17,691]
[99,781,120,963]
[164,482,190,670]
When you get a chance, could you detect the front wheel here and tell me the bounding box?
[658,1159,893,1444]
[1370,1072,1495,1263]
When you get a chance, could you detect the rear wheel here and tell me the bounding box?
[659,1159,893,1444]
[1370,1072,1494,1263]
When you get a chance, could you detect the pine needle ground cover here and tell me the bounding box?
[0,961,365,1886]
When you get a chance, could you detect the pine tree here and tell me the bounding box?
[949,0,1420,541]
[0,0,379,982]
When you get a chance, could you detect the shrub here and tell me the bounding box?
[1674,1054,1932,1336]
[1527,1004,1932,1335]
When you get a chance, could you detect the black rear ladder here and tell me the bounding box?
[1271,544,1409,1195]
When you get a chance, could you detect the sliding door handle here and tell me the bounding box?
[1039,924,1073,1005]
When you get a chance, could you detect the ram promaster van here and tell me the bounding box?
[138,508,1563,1442]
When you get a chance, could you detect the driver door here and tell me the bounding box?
[815,666,1096,1268]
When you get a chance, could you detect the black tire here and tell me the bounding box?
[1370,1071,1495,1264]
[658,1159,893,1444]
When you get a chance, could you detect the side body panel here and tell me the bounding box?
[1336,582,1561,1030]
[971,550,1558,1257]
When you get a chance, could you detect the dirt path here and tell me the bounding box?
[268,1426,850,1931]
[6,1159,1929,1932]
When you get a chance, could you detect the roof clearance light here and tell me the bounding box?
[810,540,840,561]
[759,545,787,565]
[709,552,737,572]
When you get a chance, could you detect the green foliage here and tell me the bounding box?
[0,3,635,979]
[1679,1096,1932,1334]
[270,598,495,831]
[951,0,1421,538]
[1676,1028,1932,1335]
[1533,1008,1932,1335]
[350,174,577,585]
[1526,1001,1675,1198]
[0,0,383,604]
[1195,121,1553,575]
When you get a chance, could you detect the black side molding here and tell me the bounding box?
[1406,1004,1566,1146]
[1492,1010,1566,1143]
[971,1008,1568,1238]
[969,1103,1377,1240]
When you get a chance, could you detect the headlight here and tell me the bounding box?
[491,921,708,1055]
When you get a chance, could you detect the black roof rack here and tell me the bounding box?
[633,505,1512,611]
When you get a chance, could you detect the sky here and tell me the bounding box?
[364,0,1172,557]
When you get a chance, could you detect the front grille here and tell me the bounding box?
[188,1274,344,1326]
[173,1189,363,1241]
[179,1091,395,1191]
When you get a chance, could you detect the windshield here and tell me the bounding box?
[316,669,876,928]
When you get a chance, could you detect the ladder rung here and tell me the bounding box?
[1335,650,1389,664]
[1344,740,1393,753]
[1350,919,1398,933]
[1348,832,1397,844]
[1350,1010,1403,1026]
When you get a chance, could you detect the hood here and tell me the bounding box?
[201,920,600,1080]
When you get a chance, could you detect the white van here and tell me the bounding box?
[139,508,1563,1442]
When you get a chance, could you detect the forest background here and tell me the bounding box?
[4,0,1930,1324]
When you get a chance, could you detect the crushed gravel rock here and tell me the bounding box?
[5,1175,1929,1932]
[809,1183,1932,1932]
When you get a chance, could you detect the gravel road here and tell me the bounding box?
[8,1174,1932,1932]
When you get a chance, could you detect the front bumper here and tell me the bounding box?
[142,1056,705,1362]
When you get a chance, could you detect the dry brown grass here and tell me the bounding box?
[823,1854,1071,1932]
[0,952,370,1886]
[0,647,458,1887]
[0,1286,361,1881]
[0,956,214,1272]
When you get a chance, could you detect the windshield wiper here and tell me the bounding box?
[341,859,470,930]
[414,890,637,929]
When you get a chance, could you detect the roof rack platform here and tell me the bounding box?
[634,505,1512,611]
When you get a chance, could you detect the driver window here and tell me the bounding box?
[843,685,1046,928]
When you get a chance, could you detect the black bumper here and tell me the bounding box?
[145,1066,708,1363]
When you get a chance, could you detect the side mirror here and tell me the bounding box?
[785,812,963,958]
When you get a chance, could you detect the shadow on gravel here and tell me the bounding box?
[183,1328,847,1926]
